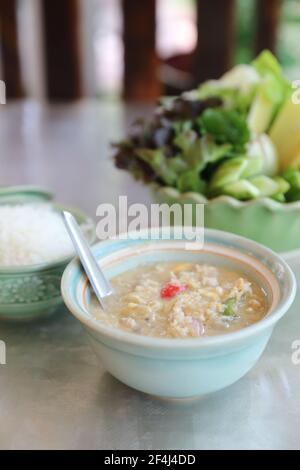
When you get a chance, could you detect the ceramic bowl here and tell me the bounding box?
[0,186,95,321]
[61,228,296,398]
[151,185,300,253]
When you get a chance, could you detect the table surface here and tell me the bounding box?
[0,100,300,450]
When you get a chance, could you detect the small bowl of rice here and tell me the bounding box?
[0,186,95,321]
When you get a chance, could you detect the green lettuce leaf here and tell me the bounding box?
[198,108,250,153]
[177,170,206,193]
[198,84,248,112]
[135,149,179,186]
[174,132,232,171]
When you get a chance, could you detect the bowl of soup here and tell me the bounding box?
[61,228,296,398]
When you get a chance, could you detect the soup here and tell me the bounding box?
[90,262,268,338]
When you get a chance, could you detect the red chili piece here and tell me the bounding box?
[160,283,187,299]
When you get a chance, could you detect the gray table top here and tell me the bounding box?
[0,101,300,450]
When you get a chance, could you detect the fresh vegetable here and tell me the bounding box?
[282,167,300,202]
[249,175,280,197]
[247,50,290,135]
[135,148,182,186]
[222,180,260,200]
[160,283,187,299]
[113,50,300,203]
[223,298,237,317]
[269,98,300,170]
[196,64,259,115]
[199,108,250,153]
[219,64,260,96]
[247,134,278,176]
[209,157,249,192]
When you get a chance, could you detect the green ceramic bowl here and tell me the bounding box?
[0,186,95,321]
[151,185,300,254]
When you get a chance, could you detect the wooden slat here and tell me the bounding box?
[41,0,82,101]
[254,0,281,55]
[122,0,160,101]
[194,0,236,83]
[0,0,23,99]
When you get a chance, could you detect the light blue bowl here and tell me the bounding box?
[61,228,296,398]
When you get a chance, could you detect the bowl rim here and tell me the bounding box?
[61,228,296,350]
[0,185,53,201]
[154,184,300,211]
[0,202,95,273]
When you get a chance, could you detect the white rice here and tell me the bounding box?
[0,203,78,266]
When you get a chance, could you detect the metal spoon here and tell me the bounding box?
[62,211,112,310]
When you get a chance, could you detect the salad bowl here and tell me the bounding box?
[152,186,300,253]
[113,51,300,254]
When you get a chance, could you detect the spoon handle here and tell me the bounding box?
[62,211,112,310]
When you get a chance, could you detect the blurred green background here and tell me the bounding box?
[236,0,300,78]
